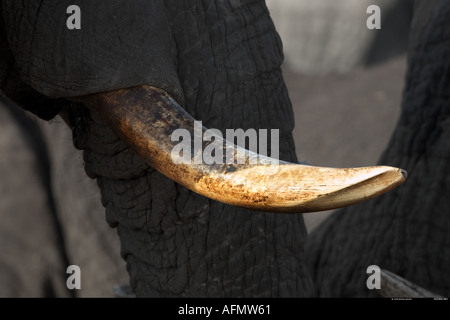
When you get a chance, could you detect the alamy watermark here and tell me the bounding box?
[66,265,81,290]
[170,121,280,166]
[66,5,81,30]
[366,5,381,30]
[170,121,280,165]
[366,265,381,290]
[66,4,381,31]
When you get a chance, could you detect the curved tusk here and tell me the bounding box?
[83,85,406,213]
[379,269,443,298]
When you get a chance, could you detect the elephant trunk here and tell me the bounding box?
[83,85,406,213]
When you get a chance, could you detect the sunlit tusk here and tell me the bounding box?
[379,269,443,298]
[83,85,406,213]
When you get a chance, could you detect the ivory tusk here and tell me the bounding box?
[83,85,406,213]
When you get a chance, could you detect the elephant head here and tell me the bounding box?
[0,1,415,297]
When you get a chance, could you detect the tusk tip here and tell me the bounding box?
[324,165,407,211]
[375,166,407,187]
[194,164,407,213]
[400,168,408,180]
[279,164,408,213]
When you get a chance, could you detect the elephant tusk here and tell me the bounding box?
[378,269,444,298]
[83,85,406,213]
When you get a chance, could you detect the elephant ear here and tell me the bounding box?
[2,0,183,103]
[0,3,62,120]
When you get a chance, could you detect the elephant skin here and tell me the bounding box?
[39,118,129,297]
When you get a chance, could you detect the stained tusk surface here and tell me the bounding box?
[83,85,406,213]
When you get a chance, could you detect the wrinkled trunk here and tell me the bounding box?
[77,108,312,297]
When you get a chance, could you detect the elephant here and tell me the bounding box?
[306,0,450,297]
[0,0,447,298]
[1,0,324,297]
